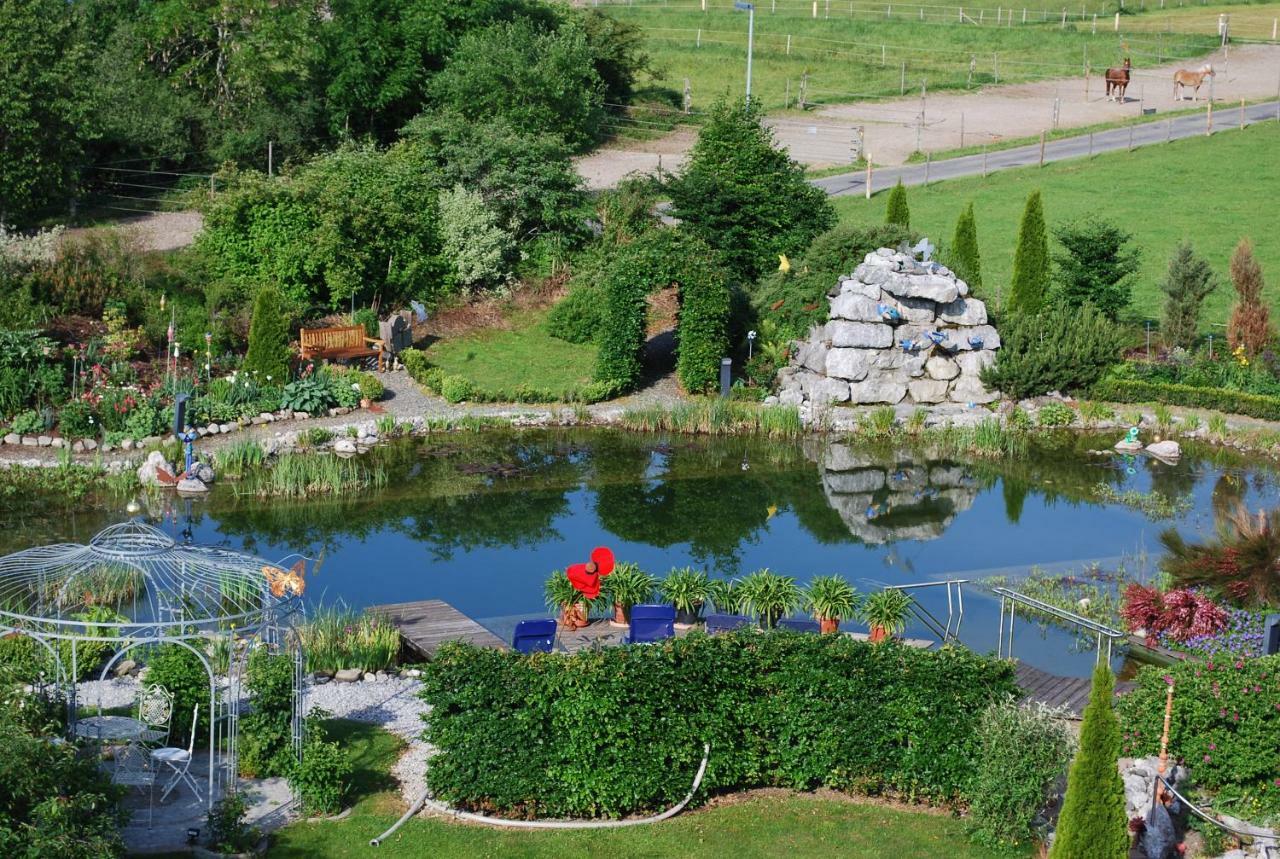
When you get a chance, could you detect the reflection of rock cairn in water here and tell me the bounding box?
[819,442,980,544]
[777,247,1001,407]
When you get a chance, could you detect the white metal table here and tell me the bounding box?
[73,715,146,742]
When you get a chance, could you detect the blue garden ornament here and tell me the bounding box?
[877,303,902,323]
[926,331,947,346]
[178,428,199,477]
[968,336,985,349]
[900,339,919,353]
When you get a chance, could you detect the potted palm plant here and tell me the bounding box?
[661,567,711,628]
[804,575,861,634]
[602,563,658,627]
[544,570,588,629]
[738,568,802,630]
[860,588,913,643]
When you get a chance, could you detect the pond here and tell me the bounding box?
[6,429,1277,679]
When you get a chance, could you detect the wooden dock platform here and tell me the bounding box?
[370,599,507,657]
[1015,662,1133,717]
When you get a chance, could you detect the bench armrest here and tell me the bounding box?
[363,337,385,350]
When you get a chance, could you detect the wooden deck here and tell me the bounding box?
[1015,662,1134,717]
[369,599,507,657]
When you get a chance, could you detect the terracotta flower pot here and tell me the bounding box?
[611,602,630,627]
[869,624,889,643]
[819,617,840,635]
[360,397,372,409]
[572,603,590,628]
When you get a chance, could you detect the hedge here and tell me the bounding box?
[420,632,1017,818]
[1117,656,1280,792]
[1091,378,1280,421]
[401,348,620,405]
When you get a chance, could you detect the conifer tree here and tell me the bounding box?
[885,180,910,228]
[1158,242,1217,349]
[950,202,982,294]
[1227,238,1271,357]
[242,286,292,383]
[1008,191,1050,315]
[1049,663,1129,859]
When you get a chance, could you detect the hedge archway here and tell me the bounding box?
[594,231,730,394]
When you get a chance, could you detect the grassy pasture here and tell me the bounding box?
[606,1,1218,112]
[1125,1,1280,38]
[831,121,1280,325]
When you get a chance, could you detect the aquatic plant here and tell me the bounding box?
[299,604,399,673]
[855,406,897,440]
[235,454,387,498]
[215,440,265,480]
[617,400,802,438]
[1207,414,1228,439]
[1077,400,1114,428]
[1092,483,1192,521]
[1152,403,1175,435]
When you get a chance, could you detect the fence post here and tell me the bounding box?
[696,28,701,47]
[982,144,988,177]
[812,0,817,17]
[684,78,692,113]
[784,79,790,109]
[901,60,906,95]
[865,157,872,199]
[1206,101,1213,135]
[1114,11,1120,30]
[1128,124,1134,150]
[267,140,274,177]
[1089,131,1094,156]
[882,44,886,66]
[1061,8,1067,28]
[786,34,791,54]
[1039,130,1046,165]
[994,52,999,84]
[925,152,931,185]
[1240,97,1246,130]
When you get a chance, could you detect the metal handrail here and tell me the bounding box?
[992,586,1125,665]
[886,579,968,644]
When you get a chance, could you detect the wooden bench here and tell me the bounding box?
[299,326,385,372]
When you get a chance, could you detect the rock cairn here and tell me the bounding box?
[778,247,1001,407]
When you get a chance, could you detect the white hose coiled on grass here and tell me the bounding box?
[370,742,710,846]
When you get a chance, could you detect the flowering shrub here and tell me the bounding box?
[1160,606,1269,660]
[1120,584,1228,643]
[1117,656,1280,791]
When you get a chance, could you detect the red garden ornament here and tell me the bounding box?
[565,547,615,601]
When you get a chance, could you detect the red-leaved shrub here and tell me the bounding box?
[1119,585,1228,642]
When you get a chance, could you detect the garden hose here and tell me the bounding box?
[370,742,710,846]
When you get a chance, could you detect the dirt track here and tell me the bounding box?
[576,42,1280,187]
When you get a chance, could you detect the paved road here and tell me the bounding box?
[813,100,1280,197]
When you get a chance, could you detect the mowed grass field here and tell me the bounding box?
[605,1,1218,111]
[832,121,1280,325]
[1126,1,1280,38]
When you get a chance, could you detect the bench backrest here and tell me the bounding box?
[300,326,365,352]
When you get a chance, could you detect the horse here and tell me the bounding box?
[1105,58,1132,102]
[1174,64,1215,101]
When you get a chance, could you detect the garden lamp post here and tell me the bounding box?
[747,329,757,360]
[734,2,755,104]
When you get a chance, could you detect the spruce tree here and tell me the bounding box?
[885,180,910,228]
[1227,238,1271,357]
[1158,242,1217,349]
[1008,191,1050,315]
[950,202,982,294]
[242,286,292,383]
[1049,663,1129,859]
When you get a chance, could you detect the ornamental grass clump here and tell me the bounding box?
[300,605,399,674]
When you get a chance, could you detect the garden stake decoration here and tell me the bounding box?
[566,547,615,601]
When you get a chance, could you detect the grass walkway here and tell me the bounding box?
[265,721,1028,859]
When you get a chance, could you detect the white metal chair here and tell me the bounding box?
[151,704,201,803]
[113,742,156,827]
[136,684,174,747]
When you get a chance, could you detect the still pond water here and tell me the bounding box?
[8,429,1277,678]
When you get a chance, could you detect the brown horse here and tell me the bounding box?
[1174,64,1215,101]
[1105,58,1132,102]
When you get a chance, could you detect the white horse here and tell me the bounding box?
[1174,64,1215,101]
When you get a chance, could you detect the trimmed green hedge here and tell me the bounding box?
[1091,378,1280,421]
[420,632,1017,818]
[401,348,620,405]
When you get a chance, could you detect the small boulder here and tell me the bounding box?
[362,672,377,683]
[192,462,215,484]
[138,450,177,487]
[333,437,358,455]
[83,438,97,451]
[114,659,137,678]
[1146,440,1181,460]
[2,433,17,445]
[334,668,361,683]
[37,435,52,447]
[176,477,209,494]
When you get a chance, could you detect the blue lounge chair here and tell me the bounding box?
[705,613,751,634]
[628,604,675,644]
[512,619,557,653]
[778,617,821,634]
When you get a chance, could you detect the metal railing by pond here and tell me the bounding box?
[886,578,967,644]
[992,586,1126,665]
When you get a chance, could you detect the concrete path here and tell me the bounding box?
[812,99,1280,196]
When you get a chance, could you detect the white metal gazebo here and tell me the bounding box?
[0,520,306,808]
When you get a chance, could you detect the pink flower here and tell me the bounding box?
[1204,755,1212,762]
[1236,661,1245,669]
[1221,708,1228,717]
[1208,743,1216,750]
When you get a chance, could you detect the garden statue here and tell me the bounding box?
[1125,426,1140,445]
[179,428,199,477]
[1115,426,1144,452]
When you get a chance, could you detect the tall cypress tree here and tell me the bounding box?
[885,180,910,228]
[242,286,292,383]
[1008,191,1050,315]
[1049,663,1129,859]
[950,202,982,293]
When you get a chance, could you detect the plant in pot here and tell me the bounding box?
[544,570,588,629]
[860,588,913,643]
[661,567,711,628]
[602,563,659,627]
[707,579,743,615]
[804,575,861,634]
[738,568,802,630]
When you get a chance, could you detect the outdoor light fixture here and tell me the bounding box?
[733,2,755,103]
[186,828,200,846]
[747,329,757,360]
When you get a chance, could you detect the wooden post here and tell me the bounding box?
[1114,11,1120,30]
[1039,130,1046,165]
[1207,101,1213,135]
[865,157,872,199]
[786,34,791,54]
[925,151,931,185]
[684,78,692,113]
[1155,683,1175,804]
[982,144,988,177]
[812,0,817,17]
[696,28,701,47]
[882,43,886,66]
[994,52,999,84]
[1128,124,1134,150]
[1089,131,1094,156]
[1240,97,1246,130]
[1061,8,1067,28]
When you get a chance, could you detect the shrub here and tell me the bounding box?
[438,184,515,290]
[440,375,475,404]
[355,371,384,402]
[205,794,258,854]
[981,304,1128,399]
[949,202,982,295]
[1036,401,1075,427]
[242,286,292,383]
[1158,242,1218,349]
[352,307,378,338]
[1049,664,1128,859]
[1117,655,1280,791]
[290,712,353,816]
[1008,191,1050,315]
[967,700,1074,849]
[547,283,604,344]
[1052,218,1140,321]
[238,648,297,779]
[675,243,731,394]
[58,400,97,439]
[280,371,336,414]
[145,644,210,744]
[420,634,1017,817]
[10,409,44,435]
[1227,238,1270,358]
[1090,378,1280,422]
[885,180,910,228]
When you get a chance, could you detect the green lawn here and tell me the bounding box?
[605,2,1216,113]
[832,121,1280,325]
[268,721,1029,858]
[421,310,597,396]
